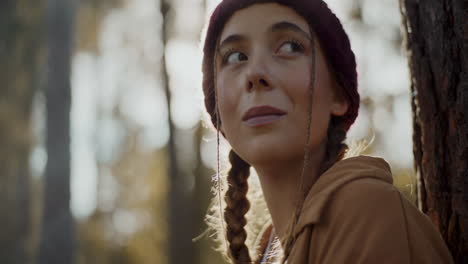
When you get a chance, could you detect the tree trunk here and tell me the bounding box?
[161,1,195,263]
[0,1,45,263]
[38,0,76,263]
[400,0,468,262]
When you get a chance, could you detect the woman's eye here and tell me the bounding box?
[225,51,248,64]
[278,41,304,54]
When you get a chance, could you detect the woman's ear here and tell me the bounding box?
[331,99,349,116]
[327,65,350,117]
[329,76,349,117]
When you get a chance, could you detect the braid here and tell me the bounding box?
[224,150,252,263]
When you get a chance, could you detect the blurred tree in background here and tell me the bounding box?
[159,1,193,263]
[3,0,465,263]
[0,1,45,263]
[38,0,76,263]
[401,0,468,262]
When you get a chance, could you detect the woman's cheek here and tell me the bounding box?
[216,76,240,138]
[219,78,239,112]
[284,69,312,108]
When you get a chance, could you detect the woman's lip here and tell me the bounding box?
[243,114,286,127]
[242,105,287,121]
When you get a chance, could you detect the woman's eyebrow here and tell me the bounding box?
[218,21,311,51]
[218,34,246,51]
[269,21,311,40]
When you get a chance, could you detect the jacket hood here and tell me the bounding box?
[293,155,393,238]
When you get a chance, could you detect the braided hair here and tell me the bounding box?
[224,150,252,263]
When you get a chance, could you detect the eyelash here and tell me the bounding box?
[220,38,306,65]
[221,48,237,65]
[282,38,305,53]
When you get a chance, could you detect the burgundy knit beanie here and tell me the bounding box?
[202,0,359,131]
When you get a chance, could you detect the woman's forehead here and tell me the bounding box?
[219,3,310,43]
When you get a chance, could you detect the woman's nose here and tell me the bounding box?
[245,56,272,92]
[247,76,270,91]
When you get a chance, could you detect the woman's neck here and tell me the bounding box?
[253,143,326,241]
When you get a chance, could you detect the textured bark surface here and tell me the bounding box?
[401,0,468,262]
[0,1,45,263]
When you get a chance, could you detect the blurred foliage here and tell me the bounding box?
[77,145,168,264]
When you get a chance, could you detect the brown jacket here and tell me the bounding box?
[257,155,454,264]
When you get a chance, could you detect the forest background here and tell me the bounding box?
[1,0,451,263]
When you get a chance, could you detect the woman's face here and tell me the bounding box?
[215,3,348,166]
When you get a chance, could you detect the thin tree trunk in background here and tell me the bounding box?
[38,0,76,263]
[161,1,195,263]
[400,0,468,262]
[0,1,45,263]
[193,1,226,263]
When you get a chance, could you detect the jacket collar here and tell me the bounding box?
[292,155,393,238]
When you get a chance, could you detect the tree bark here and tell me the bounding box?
[400,0,468,262]
[38,0,76,263]
[0,1,45,263]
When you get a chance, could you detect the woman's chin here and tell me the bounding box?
[238,141,300,166]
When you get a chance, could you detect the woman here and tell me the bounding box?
[201,0,453,263]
